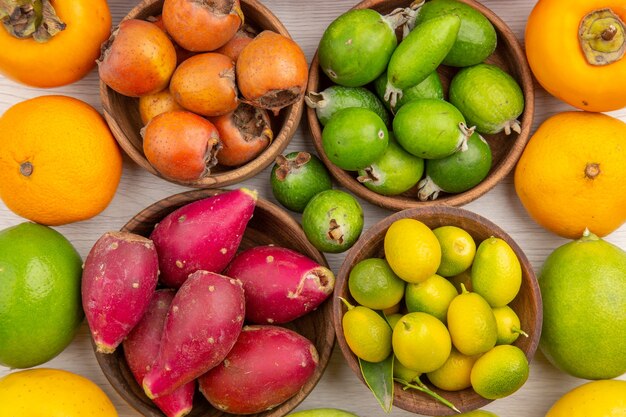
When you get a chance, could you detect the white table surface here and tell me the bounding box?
[1,1,625,416]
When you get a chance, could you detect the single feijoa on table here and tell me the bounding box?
[449,63,525,135]
[374,70,444,114]
[305,85,390,126]
[322,107,389,171]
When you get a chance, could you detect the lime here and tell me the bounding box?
[493,305,528,345]
[433,226,476,277]
[0,223,83,368]
[393,354,420,383]
[341,300,392,363]
[385,313,403,330]
[349,258,406,310]
[426,347,481,391]
[539,231,626,379]
[448,269,472,293]
[405,274,458,323]
[470,345,529,400]
[392,312,451,373]
[471,237,522,307]
[384,218,441,283]
[457,411,499,417]
[447,285,497,356]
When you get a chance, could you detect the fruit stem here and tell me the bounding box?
[19,161,33,177]
[459,283,469,294]
[579,8,626,66]
[580,228,600,242]
[304,92,326,110]
[585,162,601,179]
[395,377,460,413]
[0,0,65,42]
[339,296,355,311]
[512,327,529,338]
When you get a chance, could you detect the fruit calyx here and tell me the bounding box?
[579,228,600,242]
[585,162,601,179]
[503,118,522,135]
[0,0,65,42]
[274,152,311,181]
[579,8,626,66]
[357,166,379,184]
[417,175,443,201]
[233,103,273,144]
[328,218,344,244]
[304,91,326,110]
[19,161,33,177]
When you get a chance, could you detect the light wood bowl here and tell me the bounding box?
[307,0,535,211]
[101,0,304,188]
[333,206,542,415]
[94,189,335,417]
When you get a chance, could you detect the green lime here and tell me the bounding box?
[384,218,441,284]
[270,151,332,213]
[392,312,451,373]
[470,345,529,400]
[341,300,392,363]
[471,237,522,307]
[426,347,481,391]
[447,285,497,356]
[0,222,83,368]
[433,226,476,277]
[348,258,406,310]
[493,305,528,345]
[405,274,458,323]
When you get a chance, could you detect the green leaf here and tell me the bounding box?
[359,355,394,413]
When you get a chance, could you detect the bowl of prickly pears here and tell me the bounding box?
[306,0,535,211]
[333,206,542,415]
[99,0,307,188]
[91,188,335,417]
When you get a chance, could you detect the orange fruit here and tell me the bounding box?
[0,95,122,226]
[514,111,626,239]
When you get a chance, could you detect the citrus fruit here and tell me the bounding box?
[539,230,626,379]
[493,305,528,345]
[405,274,458,323]
[545,380,626,417]
[447,286,497,356]
[384,218,441,283]
[432,226,476,277]
[0,368,117,416]
[426,347,480,391]
[0,222,83,368]
[457,411,498,417]
[470,345,529,400]
[393,355,420,383]
[392,312,451,373]
[385,313,403,330]
[471,237,522,307]
[0,95,122,226]
[342,300,392,363]
[349,258,405,310]
[514,111,626,239]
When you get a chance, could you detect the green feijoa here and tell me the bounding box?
[318,9,402,87]
[418,131,492,200]
[322,107,389,171]
[305,85,390,126]
[357,136,424,196]
[384,14,461,107]
[302,189,364,253]
[415,0,497,67]
[393,98,472,159]
[449,64,524,135]
[270,151,333,213]
[374,70,444,114]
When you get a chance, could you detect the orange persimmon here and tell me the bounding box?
[525,0,626,112]
[0,0,111,88]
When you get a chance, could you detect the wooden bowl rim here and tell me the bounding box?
[92,188,336,417]
[100,0,305,189]
[332,205,543,415]
[306,0,536,211]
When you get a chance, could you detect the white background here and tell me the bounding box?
[1,1,625,416]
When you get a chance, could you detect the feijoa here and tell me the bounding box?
[417,131,492,200]
[449,64,524,135]
[305,85,390,126]
[270,151,333,212]
[357,135,424,196]
[393,98,471,159]
[374,70,444,113]
[302,190,364,253]
[322,107,389,171]
[318,9,402,87]
[415,0,497,67]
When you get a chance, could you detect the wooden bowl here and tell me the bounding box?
[94,189,335,417]
[333,206,542,415]
[101,0,304,188]
[307,0,535,211]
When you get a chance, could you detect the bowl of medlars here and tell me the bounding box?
[306,0,535,211]
[84,188,335,417]
[99,0,307,188]
[333,206,542,415]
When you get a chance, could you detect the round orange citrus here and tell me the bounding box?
[514,111,626,239]
[0,95,123,226]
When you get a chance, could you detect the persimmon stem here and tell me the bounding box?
[579,8,625,66]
